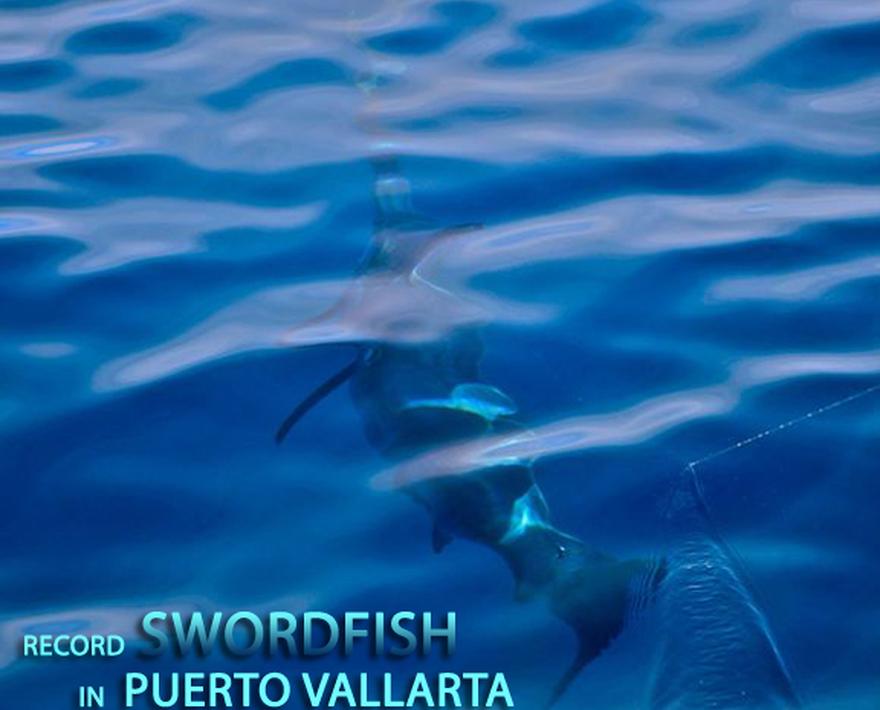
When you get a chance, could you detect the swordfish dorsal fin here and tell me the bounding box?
[275,359,359,444]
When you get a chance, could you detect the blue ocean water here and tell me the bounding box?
[1,1,879,708]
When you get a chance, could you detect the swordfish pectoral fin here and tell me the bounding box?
[275,359,360,444]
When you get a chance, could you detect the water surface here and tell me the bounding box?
[1,1,879,707]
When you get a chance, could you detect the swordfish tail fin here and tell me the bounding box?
[547,643,593,709]
[496,516,662,706]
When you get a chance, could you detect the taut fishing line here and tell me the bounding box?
[688,381,880,471]
[684,380,880,512]
[681,379,880,546]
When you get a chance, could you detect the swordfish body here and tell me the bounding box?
[276,156,799,707]
[277,156,659,704]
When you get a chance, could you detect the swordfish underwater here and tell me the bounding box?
[275,156,800,708]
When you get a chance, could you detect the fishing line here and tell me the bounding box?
[672,382,879,709]
[687,381,880,471]
[673,389,875,699]
[682,379,880,535]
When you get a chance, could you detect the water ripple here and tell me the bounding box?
[0,58,74,91]
[63,12,201,55]
[2,0,880,706]
[518,1,654,54]
[203,58,354,112]
[743,20,880,89]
